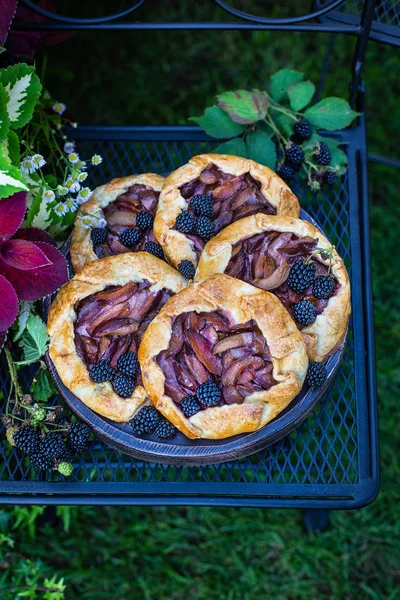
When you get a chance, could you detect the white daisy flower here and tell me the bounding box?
[80,215,93,229]
[91,154,103,166]
[77,161,87,171]
[65,197,79,212]
[42,189,55,201]
[64,142,75,154]
[56,185,68,197]
[20,157,35,175]
[32,154,46,170]
[52,102,66,115]
[77,171,88,182]
[68,152,80,164]
[78,187,92,202]
[54,202,68,217]
[97,218,107,229]
[72,122,78,128]
[65,177,81,193]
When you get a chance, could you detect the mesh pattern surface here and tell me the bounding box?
[319,0,400,29]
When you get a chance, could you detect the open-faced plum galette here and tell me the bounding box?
[71,174,165,273]
[47,253,185,422]
[196,215,351,361]
[138,274,308,439]
[153,154,300,274]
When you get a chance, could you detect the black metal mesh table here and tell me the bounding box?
[0,120,379,507]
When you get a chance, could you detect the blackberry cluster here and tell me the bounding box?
[287,259,316,293]
[315,142,331,166]
[131,405,160,435]
[294,118,312,140]
[292,300,317,325]
[30,450,54,470]
[306,361,327,387]
[13,426,39,454]
[175,211,196,234]
[90,227,107,246]
[313,275,335,299]
[59,447,75,463]
[117,351,138,377]
[190,194,213,217]
[195,216,214,241]
[39,433,66,460]
[89,359,116,383]
[323,170,337,186]
[155,418,177,440]
[136,211,154,231]
[285,144,304,169]
[120,227,143,248]
[112,373,135,398]
[145,241,164,260]
[180,396,201,418]
[67,422,91,452]
[196,380,221,408]
[178,260,195,280]
[277,163,294,182]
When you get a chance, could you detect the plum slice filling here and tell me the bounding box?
[94,184,159,258]
[225,231,340,327]
[74,280,173,387]
[178,165,276,257]
[156,309,276,410]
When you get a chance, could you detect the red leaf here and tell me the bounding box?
[0,274,19,331]
[0,242,68,301]
[0,193,27,242]
[0,239,52,270]
[13,227,57,247]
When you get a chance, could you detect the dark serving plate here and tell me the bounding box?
[44,208,347,466]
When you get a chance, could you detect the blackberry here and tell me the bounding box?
[155,418,177,440]
[136,210,154,231]
[195,216,214,241]
[67,422,91,452]
[89,359,116,383]
[175,210,196,234]
[30,450,54,471]
[292,300,317,325]
[90,227,107,246]
[285,143,304,168]
[277,163,294,182]
[323,170,337,186]
[112,374,135,398]
[313,275,335,299]
[117,351,138,377]
[13,425,39,454]
[287,259,316,293]
[306,361,327,387]
[196,380,221,408]
[120,227,143,248]
[39,433,67,460]
[178,260,195,280]
[59,446,75,463]
[145,241,164,260]
[190,194,213,217]
[315,142,331,166]
[131,405,160,435]
[57,462,74,476]
[180,396,201,418]
[294,118,312,140]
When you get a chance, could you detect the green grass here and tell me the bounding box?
[1,4,400,599]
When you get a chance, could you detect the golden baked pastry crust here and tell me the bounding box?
[71,173,165,273]
[138,273,308,439]
[196,214,351,361]
[153,154,300,269]
[47,252,186,423]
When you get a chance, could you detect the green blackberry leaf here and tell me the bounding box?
[214,137,248,159]
[19,314,49,364]
[304,98,360,131]
[288,81,315,111]
[190,106,246,139]
[217,90,268,125]
[12,301,32,341]
[246,130,276,170]
[270,69,303,102]
[32,368,57,403]
[276,114,294,137]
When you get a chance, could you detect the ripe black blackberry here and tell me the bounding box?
[292,300,317,325]
[117,351,138,377]
[40,433,67,460]
[112,374,135,398]
[13,425,39,454]
[313,275,335,299]
[90,227,107,246]
[315,142,331,166]
[323,170,337,185]
[144,241,164,260]
[131,405,160,435]
[196,380,221,407]
[285,143,305,168]
[136,210,154,231]
[155,417,177,440]
[195,216,214,241]
[306,361,327,387]
[277,163,294,182]
[120,227,143,248]
[287,259,316,293]
[294,118,312,140]
[175,210,196,234]
[190,194,213,217]
[30,450,54,471]
[178,260,195,280]
[89,359,116,383]
[180,396,201,418]
[59,446,75,463]
[67,422,91,452]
